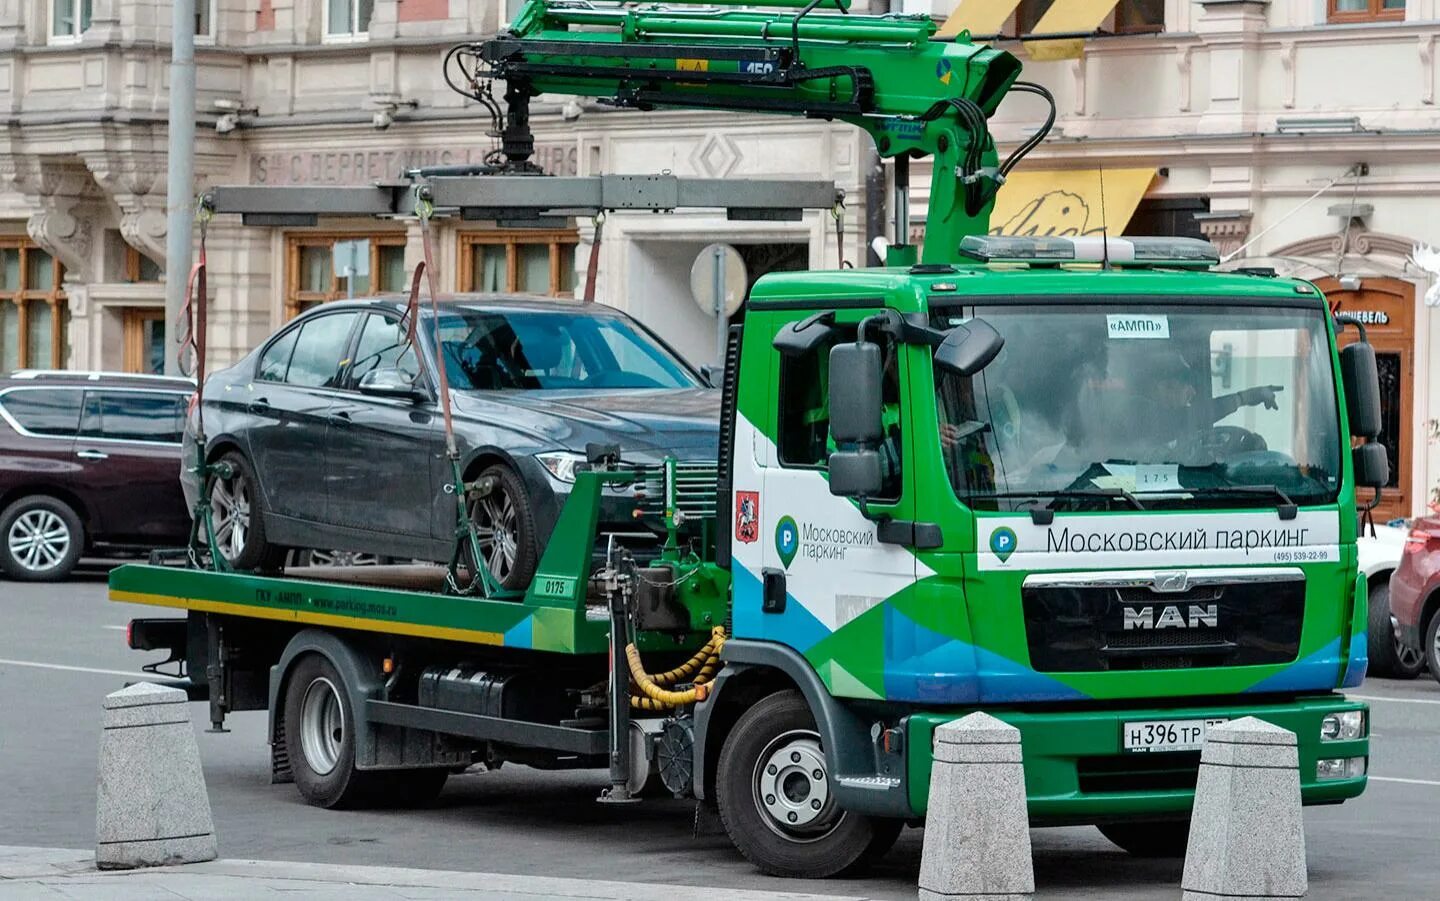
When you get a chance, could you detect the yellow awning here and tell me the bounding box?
[1026,0,1122,62]
[938,0,1023,39]
[988,168,1155,238]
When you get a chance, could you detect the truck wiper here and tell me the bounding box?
[963,489,1145,525]
[1182,485,1298,521]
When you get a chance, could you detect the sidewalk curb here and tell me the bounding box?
[0,846,882,900]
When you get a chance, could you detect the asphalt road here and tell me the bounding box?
[3,566,1437,900]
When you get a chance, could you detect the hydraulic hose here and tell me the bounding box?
[626,626,727,710]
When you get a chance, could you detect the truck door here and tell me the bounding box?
[731,311,916,702]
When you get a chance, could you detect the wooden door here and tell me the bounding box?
[1317,278,1415,522]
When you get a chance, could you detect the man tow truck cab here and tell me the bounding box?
[114,0,1388,880]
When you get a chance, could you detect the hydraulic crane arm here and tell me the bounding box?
[455,0,1048,265]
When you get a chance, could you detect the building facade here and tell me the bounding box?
[1,0,1438,515]
[0,0,863,378]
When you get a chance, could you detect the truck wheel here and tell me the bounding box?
[283,654,377,809]
[466,463,538,591]
[0,495,84,581]
[1367,580,1423,679]
[716,690,894,878]
[209,451,286,573]
[1097,820,1190,857]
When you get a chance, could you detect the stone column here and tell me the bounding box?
[1182,717,1307,901]
[918,712,1034,901]
[96,683,218,869]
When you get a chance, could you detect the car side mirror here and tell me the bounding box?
[826,340,884,498]
[1353,441,1388,490]
[934,317,1004,377]
[358,368,425,402]
[699,363,719,388]
[1339,341,1382,439]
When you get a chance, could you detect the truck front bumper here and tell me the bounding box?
[904,694,1367,822]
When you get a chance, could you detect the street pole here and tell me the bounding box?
[163,0,197,376]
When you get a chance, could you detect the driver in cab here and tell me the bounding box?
[1143,350,1283,447]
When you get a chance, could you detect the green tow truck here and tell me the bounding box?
[114,0,1389,877]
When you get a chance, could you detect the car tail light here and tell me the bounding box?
[1404,529,1438,555]
[186,393,199,418]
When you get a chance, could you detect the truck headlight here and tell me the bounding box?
[536,451,587,483]
[1316,757,1366,780]
[1320,710,1365,742]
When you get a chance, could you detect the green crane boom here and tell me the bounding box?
[454,0,1045,265]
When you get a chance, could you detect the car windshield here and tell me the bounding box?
[430,307,698,391]
[932,302,1343,511]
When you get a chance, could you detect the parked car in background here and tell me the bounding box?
[0,370,193,581]
[1389,511,1440,685]
[184,296,720,589]
[1359,523,1424,678]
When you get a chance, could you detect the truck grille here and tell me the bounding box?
[1022,577,1304,673]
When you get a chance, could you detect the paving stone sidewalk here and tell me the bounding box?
[0,846,883,901]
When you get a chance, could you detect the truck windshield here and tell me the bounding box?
[932,303,1343,511]
[432,307,698,391]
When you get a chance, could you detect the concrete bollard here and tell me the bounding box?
[1182,717,1306,900]
[96,682,218,869]
[918,712,1033,901]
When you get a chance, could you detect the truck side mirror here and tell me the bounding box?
[1339,341,1382,439]
[934,317,1004,377]
[826,341,884,498]
[828,341,883,444]
[1353,442,1388,490]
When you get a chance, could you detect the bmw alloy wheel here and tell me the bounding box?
[470,490,518,583]
[6,509,71,574]
[299,677,345,777]
[209,470,251,563]
[751,730,844,842]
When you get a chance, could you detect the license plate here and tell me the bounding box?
[1122,718,1228,753]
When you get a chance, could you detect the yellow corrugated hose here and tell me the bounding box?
[627,626,726,710]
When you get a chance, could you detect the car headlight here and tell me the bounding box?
[1320,710,1365,742]
[536,451,587,483]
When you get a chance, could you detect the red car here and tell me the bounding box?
[1389,511,1440,684]
[0,370,194,581]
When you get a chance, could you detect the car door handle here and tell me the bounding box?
[76,449,109,461]
[329,411,352,427]
[247,397,272,414]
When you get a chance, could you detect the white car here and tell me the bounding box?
[1359,523,1425,678]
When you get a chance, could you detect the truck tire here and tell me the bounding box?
[283,654,378,809]
[715,690,898,878]
[0,495,84,581]
[466,463,539,591]
[208,451,286,573]
[1367,580,1423,679]
[1096,820,1190,857]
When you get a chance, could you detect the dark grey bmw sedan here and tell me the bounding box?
[182,296,719,588]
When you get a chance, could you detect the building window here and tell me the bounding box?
[324,0,374,40]
[284,233,407,320]
[1114,0,1165,34]
[49,0,93,43]
[1328,0,1405,23]
[124,247,163,284]
[0,240,68,371]
[195,0,217,42]
[122,309,167,375]
[458,231,577,297]
[1016,0,1165,35]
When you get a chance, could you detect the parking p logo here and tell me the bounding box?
[989,526,1017,563]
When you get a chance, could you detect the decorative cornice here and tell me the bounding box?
[1272,228,1418,261]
